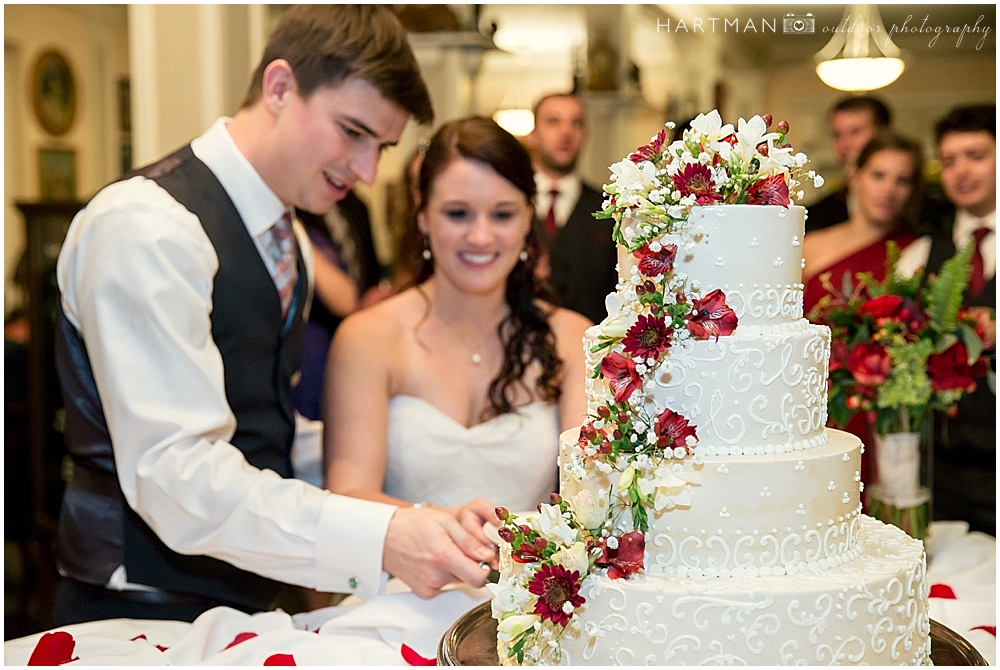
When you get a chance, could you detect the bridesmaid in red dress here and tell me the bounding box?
[803,131,924,491]
[803,131,924,313]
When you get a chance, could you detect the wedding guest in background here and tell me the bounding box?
[527,92,615,324]
[803,131,924,315]
[807,96,892,232]
[324,116,590,519]
[804,131,923,490]
[896,104,996,535]
[360,146,426,308]
[291,191,379,421]
[50,5,497,627]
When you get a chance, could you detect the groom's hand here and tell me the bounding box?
[383,506,496,599]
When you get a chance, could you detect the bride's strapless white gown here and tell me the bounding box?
[384,395,560,512]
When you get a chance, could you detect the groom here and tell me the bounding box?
[51,5,497,626]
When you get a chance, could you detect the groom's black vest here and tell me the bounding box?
[54,145,306,610]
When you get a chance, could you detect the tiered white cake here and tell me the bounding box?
[494,205,930,665]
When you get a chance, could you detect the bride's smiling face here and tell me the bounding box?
[418,157,533,295]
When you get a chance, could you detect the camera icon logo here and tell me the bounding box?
[783,13,815,34]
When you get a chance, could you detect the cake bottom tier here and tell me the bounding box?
[500,516,930,666]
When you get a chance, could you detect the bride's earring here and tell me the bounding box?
[519,248,529,262]
[422,235,432,261]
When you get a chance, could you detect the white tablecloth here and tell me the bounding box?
[5,522,994,665]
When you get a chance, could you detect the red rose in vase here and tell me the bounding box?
[846,343,892,386]
[927,341,987,392]
[860,294,903,319]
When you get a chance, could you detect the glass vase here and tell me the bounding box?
[867,417,933,539]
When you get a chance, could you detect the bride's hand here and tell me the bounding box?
[442,498,501,568]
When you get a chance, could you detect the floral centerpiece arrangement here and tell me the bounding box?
[490,110,819,664]
[808,241,992,537]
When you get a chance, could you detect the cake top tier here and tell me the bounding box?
[598,110,822,256]
[615,204,808,329]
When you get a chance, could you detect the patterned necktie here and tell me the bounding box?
[266,212,298,318]
[543,188,560,238]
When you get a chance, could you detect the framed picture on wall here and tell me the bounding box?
[38,148,76,201]
[31,50,77,137]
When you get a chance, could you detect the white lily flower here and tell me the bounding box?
[487,581,533,619]
[610,159,658,195]
[689,109,735,147]
[537,504,579,545]
[734,116,779,163]
[497,613,541,641]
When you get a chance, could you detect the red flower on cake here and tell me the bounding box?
[860,294,903,319]
[622,314,672,360]
[927,341,986,392]
[633,243,678,278]
[672,164,722,204]
[596,531,645,579]
[654,407,697,451]
[846,343,892,386]
[746,173,790,206]
[629,129,667,164]
[601,352,643,402]
[687,289,738,340]
[527,564,585,626]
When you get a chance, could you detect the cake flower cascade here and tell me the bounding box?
[491,110,821,664]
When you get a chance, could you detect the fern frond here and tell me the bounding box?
[926,239,975,332]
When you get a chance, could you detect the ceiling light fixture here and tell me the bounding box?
[814,4,905,92]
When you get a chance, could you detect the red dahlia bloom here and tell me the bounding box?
[927,341,987,392]
[687,289,738,340]
[746,173,790,206]
[672,164,722,203]
[629,129,667,164]
[633,243,678,278]
[654,407,697,451]
[600,352,642,402]
[860,294,903,319]
[527,564,585,626]
[846,343,892,386]
[622,314,672,360]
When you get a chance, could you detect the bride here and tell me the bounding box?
[323,116,590,533]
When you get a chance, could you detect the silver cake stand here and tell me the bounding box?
[438,601,988,666]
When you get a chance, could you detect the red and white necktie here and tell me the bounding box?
[266,212,298,318]
[968,226,991,298]
[543,188,560,239]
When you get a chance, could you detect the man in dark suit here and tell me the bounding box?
[896,104,996,535]
[807,96,892,232]
[527,93,616,324]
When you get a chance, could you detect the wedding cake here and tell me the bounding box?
[490,112,930,665]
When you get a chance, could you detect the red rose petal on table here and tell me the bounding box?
[27,631,79,666]
[129,634,168,651]
[401,643,437,666]
[928,583,957,599]
[263,653,297,665]
[970,626,996,637]
[224,631,259,650]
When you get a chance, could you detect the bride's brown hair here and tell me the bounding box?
[403,116,562,418]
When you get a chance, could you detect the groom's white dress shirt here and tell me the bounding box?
[57,118,394,598]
